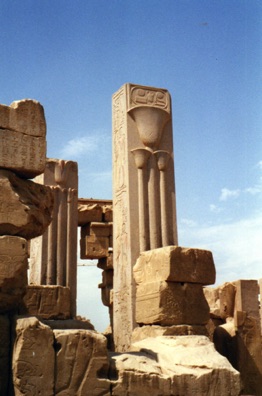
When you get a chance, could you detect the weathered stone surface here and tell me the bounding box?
[203,286,220,318]
[233,279,262,395]
[31,158,78,317]
[235,315,262,395]
[80,234,109,259]
[134,246,216,286]
[43,317,94,330]
[110,350,170,396]
[86,222,113,237]
[0,100,46,178]
[104,205,113,222]
[136,281,210,325]
[0,99,46,137]
[113,84,178,351]
[132,324,208,343]
[219,282,236,319]
[78,203,103,225]
[0,315,10,395]
[99,269,113,307]
[110,336,241,396]
[0,170,53,239]
[234,279,260,320]
[0,130,46,178]
[12,317,54,396]
[97,252,114,270]
[54,329,110,395]
[0,236,28,312]
[20,285,71,319]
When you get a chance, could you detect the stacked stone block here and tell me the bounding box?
[133,246,215,341]
[0,99,53,394]
[79,199,114,332]
[204,279,262,395]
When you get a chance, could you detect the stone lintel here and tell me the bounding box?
[134,246,216,286]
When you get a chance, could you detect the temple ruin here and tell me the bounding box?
[0,84,261,395]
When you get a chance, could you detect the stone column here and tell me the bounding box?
[112,83,178,351]
[29,158,78,317]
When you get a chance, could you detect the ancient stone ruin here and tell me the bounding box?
[0,84,261,395]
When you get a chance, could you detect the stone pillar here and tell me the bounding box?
[112,83,178,351]
[30,158,78,317]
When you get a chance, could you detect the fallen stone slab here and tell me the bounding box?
[0,169,53,239]
[12,317,55,396]
[54,329,110,395]
[109,335,242,396]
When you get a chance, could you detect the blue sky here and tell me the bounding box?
[1,1,262,331]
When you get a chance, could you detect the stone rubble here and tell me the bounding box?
[2,90,262,395]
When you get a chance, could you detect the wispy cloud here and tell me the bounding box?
[219,188,240,201]
[180,218,198,228]
[60,136,99,158]
[179,214,262,286]
[209,204,222,213]
[256,160,262,170]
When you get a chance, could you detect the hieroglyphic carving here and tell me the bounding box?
[12,317,54,396]
[128,84,170,112]
[0,130,46,178]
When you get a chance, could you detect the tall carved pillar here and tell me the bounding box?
[30,159,78,317]
[112,83,178,351]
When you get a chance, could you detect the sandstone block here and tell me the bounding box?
[0,315,10,395]
[80,234,109,259]
[234,279,260,320]
[203,286,221,318]
[0,236,28,312]
[43,318,94,331]
[0,99,46,137]
[0,100,46,178]
[136,281,210,325]
[54,329,110,395]
[97,252,113,270]
[219,282,236,319]
[85,222,113,237]
[0,170,53,239]
[131,324,208,343]
[12,317,54,396]
[133,246,216,286]
[0,129,46,178]
[110,351,169,396]
[20,285,71,319]
[78,203,103,225]
[127,336,241,396]
[103,205,113,222]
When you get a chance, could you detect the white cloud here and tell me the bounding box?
[180,218,197,227]
[209,204,222,213]
[256,160,262,170]
[179,214,262,286]
[219,188,240,201]
[60,136,99,158]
